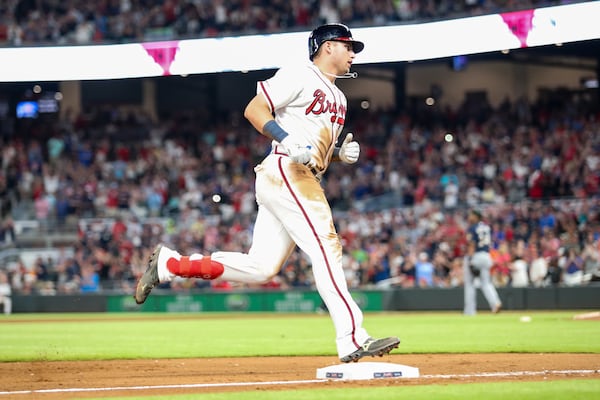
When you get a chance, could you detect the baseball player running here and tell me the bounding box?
[135,23,400,363]
[463,209,503,315]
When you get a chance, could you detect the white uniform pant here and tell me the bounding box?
[463,252,501,315]
[210,154,369,357]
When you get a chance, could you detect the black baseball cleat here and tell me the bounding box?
[134,244,163,304]
[340,336,401,363]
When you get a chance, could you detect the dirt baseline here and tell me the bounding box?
[1,353,599,399]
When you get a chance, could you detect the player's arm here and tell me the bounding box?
[243,93,293,146]
[244,93,277,140]
[466,233,475,257]
[244,92,312,165]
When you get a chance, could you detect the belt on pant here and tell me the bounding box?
[272,145,321,177]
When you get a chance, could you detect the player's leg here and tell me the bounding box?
[479,267,502,312]
[463,256,476,315]
[134,163,295,304]
[302,224,370,358]
[273,158,398,360]
[134,241,226,304]
[209,159,296,282]
[134,155,303,304]
[471,252,502,313]
[212,204,296,283]
[152,246,225,282]
[147,205,294,284]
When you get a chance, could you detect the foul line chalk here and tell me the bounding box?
[422,369,599,379]
[0,379,324,396]
[0,369,598,396]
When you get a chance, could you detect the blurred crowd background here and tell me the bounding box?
[0,0,598,297]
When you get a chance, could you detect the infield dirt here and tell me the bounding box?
[1,353,599,399]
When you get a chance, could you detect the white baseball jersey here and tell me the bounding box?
[258,63,347,175]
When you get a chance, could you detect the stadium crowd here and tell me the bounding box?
[1,85,599,296]
[0,0,582,46]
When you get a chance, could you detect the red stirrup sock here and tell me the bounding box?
[166,256,224,280]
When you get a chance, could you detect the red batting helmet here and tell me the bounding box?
[308,23,364,61]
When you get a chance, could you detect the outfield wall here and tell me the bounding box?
[9,286,600,313]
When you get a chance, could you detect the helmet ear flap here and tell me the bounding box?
[308,36,318,60]
[309,37,327,61]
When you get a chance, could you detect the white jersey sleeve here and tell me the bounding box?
[257,66,303,113]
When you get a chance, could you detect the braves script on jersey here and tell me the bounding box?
[259,63,347,175]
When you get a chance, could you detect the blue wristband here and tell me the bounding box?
[263,120,289,143]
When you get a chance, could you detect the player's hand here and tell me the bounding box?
[339,133,360,164]
[281,136,312,165]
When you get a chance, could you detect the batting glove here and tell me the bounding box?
[280,136,313,165]
[339,133,360,164]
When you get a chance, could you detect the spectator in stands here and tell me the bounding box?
[0,217,15,247]
[545,256,562,286]
[80,264,100,292]
[529,253,549,288]
[510,255,530,288]
[509,239,530,287]
[33,256,49,282]
[581,230,600,279]
[0,271,11,315]
[34,191,52,231]
[394,248,413,287]
[415,251,434,287]
[560,246,584,286]
[432,244,452,287]
[490,241,511,287]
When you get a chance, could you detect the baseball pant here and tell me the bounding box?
[209,154,370,358]
[463,252,501,315]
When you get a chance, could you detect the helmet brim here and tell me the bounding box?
[331,37,364,54]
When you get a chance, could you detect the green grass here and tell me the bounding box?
[102,380,600,400]
[0,311,598,362]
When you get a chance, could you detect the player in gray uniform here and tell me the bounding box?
[463,209,502,315]
[134,23,400,363]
